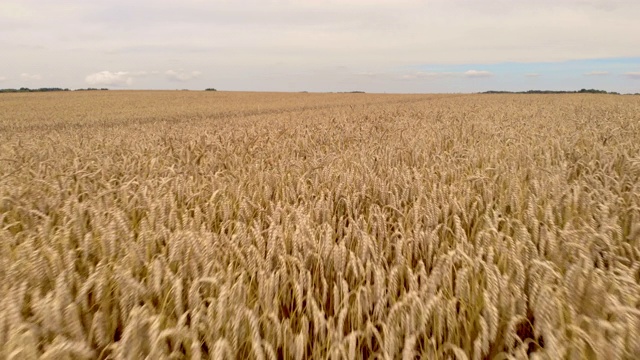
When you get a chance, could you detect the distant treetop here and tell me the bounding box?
[481,89,620,95]
[0,87,109,93]
[0,87,70,93]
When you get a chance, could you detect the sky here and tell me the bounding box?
[1,0,639,93]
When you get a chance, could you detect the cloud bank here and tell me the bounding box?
[165,70,202,82]
[584,71,610,76]
[20,73,42,80]
[85,71,135,86]
[84,70,202,87]
[463,70,493,78]
[400,70,495,80]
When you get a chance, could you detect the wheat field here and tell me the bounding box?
[1,91,639,359]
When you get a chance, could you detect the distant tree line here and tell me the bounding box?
[481,89,622,95]
[0,87,109,93]
[205,88,217,91]
[76,88,110,91]
[0,87,69,93]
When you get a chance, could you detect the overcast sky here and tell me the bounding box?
[1,0,639,93]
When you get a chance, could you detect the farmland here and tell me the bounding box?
[1,91,639,359]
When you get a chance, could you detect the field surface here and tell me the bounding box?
[1,91,640,359]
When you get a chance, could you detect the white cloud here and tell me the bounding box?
[355,71,379,77]
[129,71,150,76]
[525,73,541,77]
[624,72,640,79]
[584,71,609,76]
[416,71,456,78]
[0,76,6,82]
[85,71,134,86]
[464,70,493,78]
[399,70,497,80]
[400,71,466,80]
[0,3,32,20]
[165,69,202,82]
[21,73,42,80]
[399,74,417,80]
[85,69,199,86]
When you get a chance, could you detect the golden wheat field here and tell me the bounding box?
[1,91,639,359]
